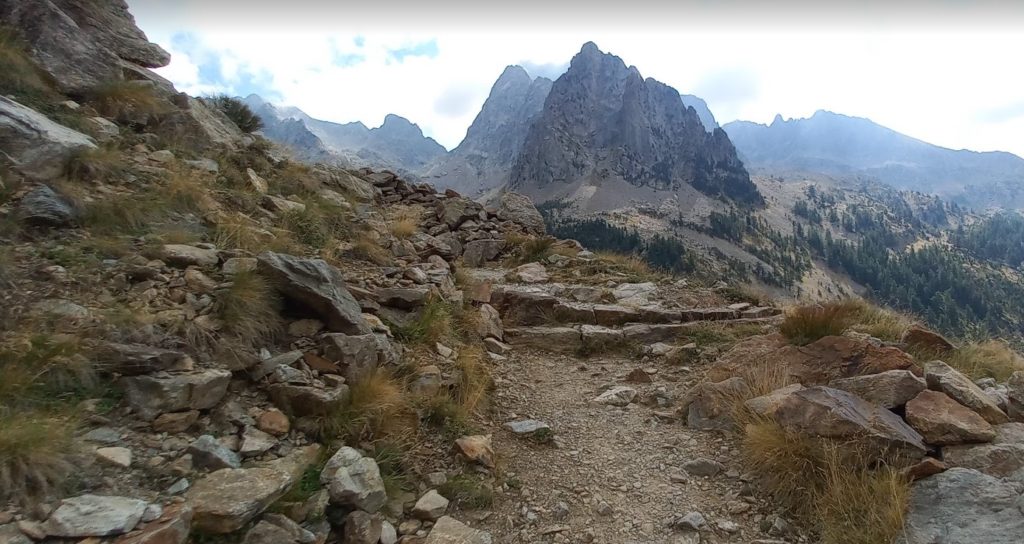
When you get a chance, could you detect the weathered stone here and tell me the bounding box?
[497,192,545,235]
[462,239,505,267]
[43,495,147,538]
[942,441,1024,479]
[683,307,739,321]
[245,168,268,194]
[413,490,449,521]
[683,458,725,477]
[249,350,304,381]
[410,365,442,397]
[187,467,294,533]
[592,304,640,326]
[319,447,387,513]
[187,435,240,470]
[1007,371,1024,422]
[436,198,482,229]
[505,327,581,353]
[829,370,927,409]
[114,504,191,544]
[637,307,682,324]
[100,343,189,376]
[902,325,956,354]
[262,194,306,213]
[770,386,927,459]
[257,409,290,437]
[743,383,804,418]
[611,282,657,306]
[242,521,295,544]
[423,516,492,544]
[925,360,1008,424]
[454,435,495,468]
[552,302,596,324]
[785,335,920,386]
[903,457,947,481]
[121,370,231,420]
[906,390,995,445]
[239,426,277,457]
[18,185,77,227]
[508,262,548,283]
[343,511,382,544]
[1,97,96,181]
[680,377,748,430]
[222,257,257,275]
[620,323,687,344]
[96,447,132,468]
[482,337,512,355]
[33,298,89,319]
[321,333,379,381]
[899,468,1024,543]
[267,383,349,417]
[477,304,503,340]
[591,386,637,407]
[377,287,431,309]
[580,324,624,352]
[257,252,370,334]
[503,419,551,436]
[161,245,218,268]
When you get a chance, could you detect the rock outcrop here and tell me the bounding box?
[1,96,96,181]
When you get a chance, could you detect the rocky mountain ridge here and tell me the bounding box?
[724,110,1024,210]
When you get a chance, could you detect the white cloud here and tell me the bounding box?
[127,1,1024,157]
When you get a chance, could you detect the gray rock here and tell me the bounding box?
[344,511,382,544]
[239,426,277,457]
[257,252,370,334]
[591,386,637,407]
[436,198,483,229]
[0,523,32,544]
[1007,371,1024,421]
[161,245,219,268]
[477,304,503,340]
[1,97,96,181]
[503,419,551,436]
[505,326,581,354]
[508,262,548,283]
[319,447,387,513]
[187,435,241,470]
[33,298,89,319]
[99,342,189,376]
[121,370,231,420]
[267,383,349,417]
[899,468,1024,543]
[18,185,77,227]
[423,516,492,544]
[84,427,122,444]
[250,350,305,381]
[942,442,1024,479]
[673,511,706,531]
[683,458,725,477]
[222,257,258,275]
[829,369,926,409]
[497,192,545,235]
[462,239,505,267]
[380,521,398,544]
[243,521,298,544]
[187,466,295,534]
[412,489,450,520]
[43,494,147,537]
[925,360,1009,424]
[376,287,431,309]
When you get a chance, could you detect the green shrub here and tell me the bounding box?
[206,95,264,133]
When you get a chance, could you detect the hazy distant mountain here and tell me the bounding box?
[243,94,446,174]
[681,94,718,132]
[724,110,1024,209]
[508,42,761,209]
[421,66,552,196]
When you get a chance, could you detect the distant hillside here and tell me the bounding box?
[724,110,1024,210]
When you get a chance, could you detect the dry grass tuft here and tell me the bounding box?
[0,26,54,101]
[279,200,351,249]
[86,80,169,121]
[936,339,1024,381]
[162,171,209,214]
[320,368,413,442]
[352,233,391,265]
[781,299,913,346]
[0,411,76,505]
[65,146,124,182]
[390,211,419,239]
[593,250,659,280]
[80,192,154,235]
[742,420,910,544]
[215,271,283,347]
[453,345,492,415]
[393,298,453,346]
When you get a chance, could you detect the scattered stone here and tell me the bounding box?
[152,411,200,434]
[503,419,551,438]
[319,447,388,513]
[380,521,398,544]
[121,370,231,421]
[423,516,493,544]
[43,495,147,537]
[101,343,191,376]
[591,386,637,407]
[376,287,431,309]
[267,383,349,417]
[462,239,505,267]
[902,326,957,354]
[624,368,653,384]
[96,447,132,468]
[683,377,751,430]
[222,257,258,275]
[246,168,268,193]
[477,304,503,340]
[413,490,450,520]
[18,185,77,227]
[1,96,96,181]
[239,426,278,457]
[482,337,512,355]
[903,457,947,481]
[673,511,706,531]
[187,466,296,533]
[187,435,241,470]
[683,458,725,477]
[941,442,1024,478]
[84,427,122,444]
[257,252,370,334]
[1007,371,1024,421]
[257,409,290,437]
[497,192,545,235]
[344,511,382,544]
[925,360,1009,424]
[161,245,219,268]
[454,435,496,468]
[829,370,926,409]
[906,390,996,445]
[509,262,549,283]
[243,520,294,544]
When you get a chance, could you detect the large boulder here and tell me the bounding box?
[1007,371,1024,421]
[905,390,996,445]
[267,383,349,417]
[942,442,1024,480]
[423,516,492,544]
[901,325,956,354]
[462,239,505,267]
[899,468,1024,543]
[0,0,169,94]
[768,386,927,460]
[17,185,77,227]
[116,503,191,544]
[98,343,190,376]
[43,495,147,538]
[257,252,370,335]
[120,370,231,421]
[319,447,387,513]
[1,97,96,181]
[924,361,1008,424]
[436,198,482,229]
[187,466,295,533]
[829,370,926,409]
[497,192,545,235]
[681,377,748,431]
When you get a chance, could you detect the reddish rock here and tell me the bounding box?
[453,435,494,469]
[925,361,1008,424]
[829,370,926,409]
[152,411,199,434]
[624,368,652,384]
[256,410,290,437]
[903,457,947,481]
[902,326,956,355]
[906,390,996,445]
[115,504,192,544]
[302,352,341,375]
[680,377,748,431]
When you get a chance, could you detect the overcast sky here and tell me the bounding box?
[127,1,1024,157]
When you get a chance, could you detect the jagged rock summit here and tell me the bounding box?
[421,65,553,196]
[508,42,762,210]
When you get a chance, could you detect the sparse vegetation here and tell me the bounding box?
[351,233,391,265]
[87,80,169,122]
[279,199,350,249]
[452,345,492,416]
[320,368,412,443]
[0,26,54,104]
[438,473,495,509]
[393,297,453,346]
[215,271,283,347]
[679,321,767,351]
[390,211,419,239]
[65,146,125,182]
[919,339,1024,381]
[0,411,76,504]
[781,299,914,346]
[205,95,264,133]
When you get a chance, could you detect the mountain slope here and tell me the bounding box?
[508,42,761,209]
[681,94,718,132]
[243,94,446,174]
[421,66,552,196]
[724,110,1024,209]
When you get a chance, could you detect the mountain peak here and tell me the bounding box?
[497,65,532,83]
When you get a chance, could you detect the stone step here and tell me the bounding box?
[504,316,783,354]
